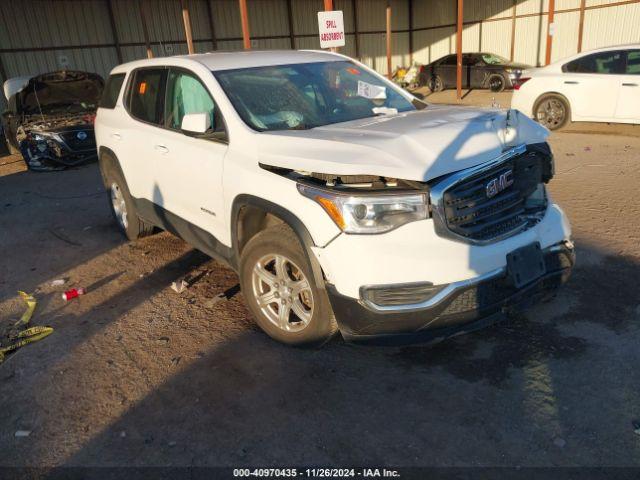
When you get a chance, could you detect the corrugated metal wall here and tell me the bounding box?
[1,0,640,110]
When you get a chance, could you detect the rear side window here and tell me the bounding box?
[99,73,126,109]
[563,51,625,74]
[128,68,167,124]
[440,55,457,66]
[627,50,640,74]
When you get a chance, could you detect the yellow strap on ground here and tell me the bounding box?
[15,291,36,326]
[0,292,53,364]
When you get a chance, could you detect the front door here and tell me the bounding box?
[561,50,625,120]
[152,68,228,242]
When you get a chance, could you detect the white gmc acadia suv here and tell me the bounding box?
[95,50,574,347]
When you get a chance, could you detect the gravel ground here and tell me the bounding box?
[0,126,639,470]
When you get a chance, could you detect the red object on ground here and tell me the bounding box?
[62,288,86,301]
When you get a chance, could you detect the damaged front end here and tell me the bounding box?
[16,112,97,171]
[3,70,103,171]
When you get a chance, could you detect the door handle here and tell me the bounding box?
[622,83,638,87]
[111,133,122,140]
[154,144,169,154]
[564,81,579,84]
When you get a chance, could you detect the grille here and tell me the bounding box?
[440,150,548,242]
[60,129,96,152]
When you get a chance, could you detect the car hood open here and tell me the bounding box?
[9,70,104,115]
[257,105,548,182]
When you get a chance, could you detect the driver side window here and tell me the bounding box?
[165,70,218,132]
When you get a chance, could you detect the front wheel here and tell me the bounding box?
[534,94,571,130]
[239,224,338,347]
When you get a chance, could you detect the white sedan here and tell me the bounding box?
[511,44,640,129]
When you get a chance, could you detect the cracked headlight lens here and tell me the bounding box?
[297,183,429,234]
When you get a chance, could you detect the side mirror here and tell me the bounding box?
[181,112,210,135]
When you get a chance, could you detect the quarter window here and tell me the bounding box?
[128,68,167,124]
[626,50,640,74]
[100,73,125,109]
[165,70,217,131]
[441,55,457,66]
[563,51,625,74]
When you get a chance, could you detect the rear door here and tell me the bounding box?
[615,49,640,121]
[561,50,625,120]
[119,67,169,202]
[437,55,458,88]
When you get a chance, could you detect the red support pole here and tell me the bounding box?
[324,0,333,10]
[456,0,463,100]
[545,0,555,65]
[239,0,251,50]
[181,0,195,54]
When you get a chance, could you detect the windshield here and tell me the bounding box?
[481,53,510,65]
[213,61,416,131]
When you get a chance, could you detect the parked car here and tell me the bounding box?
[419,53,530,93]
[512,44,640,130]
[1,70,104,170]
[95,50,574,347]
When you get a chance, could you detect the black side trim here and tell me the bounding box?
[133,197,236,271]
[231,194,326,289]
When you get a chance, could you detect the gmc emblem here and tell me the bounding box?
[485,169,514,198]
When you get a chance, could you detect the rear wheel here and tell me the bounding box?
[428,75,444,92]
[534,94,570,130]
[102,158,155,240]
[488,74,506,93]
[239,224,337,347]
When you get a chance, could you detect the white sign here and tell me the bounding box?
[318,10,345,49]
[549,22,556,36]
[357,81,386,100]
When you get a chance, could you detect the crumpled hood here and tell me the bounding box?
[257,105,548,182]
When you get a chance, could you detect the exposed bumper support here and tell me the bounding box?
[326,240,575,345]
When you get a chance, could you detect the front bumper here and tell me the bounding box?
[326,241,574,344]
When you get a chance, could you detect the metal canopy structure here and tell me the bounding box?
[1,0,639,111]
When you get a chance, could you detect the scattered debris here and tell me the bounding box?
[168,441,177,447]
[157,336,170,344]
[584,146,592,152]
[50,279,66,287]
[1,292,54,364]
[48,227,82,246]
[171,356,182,366]
[14,430,31,438]
[62,287,86,301]
[170,269,211,293]
[565,153,575,157]
[119,430,127,438]
[553,437,566,448]
[204,283,241,308]
[171,279,189,294]
[633,420,640,436]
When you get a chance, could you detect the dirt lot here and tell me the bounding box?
[0,117,639,472]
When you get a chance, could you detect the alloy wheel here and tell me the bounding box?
[536,99,566,129]
[251,253,314,332]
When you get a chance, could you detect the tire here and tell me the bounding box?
[101,156,155,241]
[4,135,20,155]
[488,74,506,93]
[428,75,444,93]
[533,93,571,130]
[239,223,338,347]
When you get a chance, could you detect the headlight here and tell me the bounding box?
[297,183,429,234]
